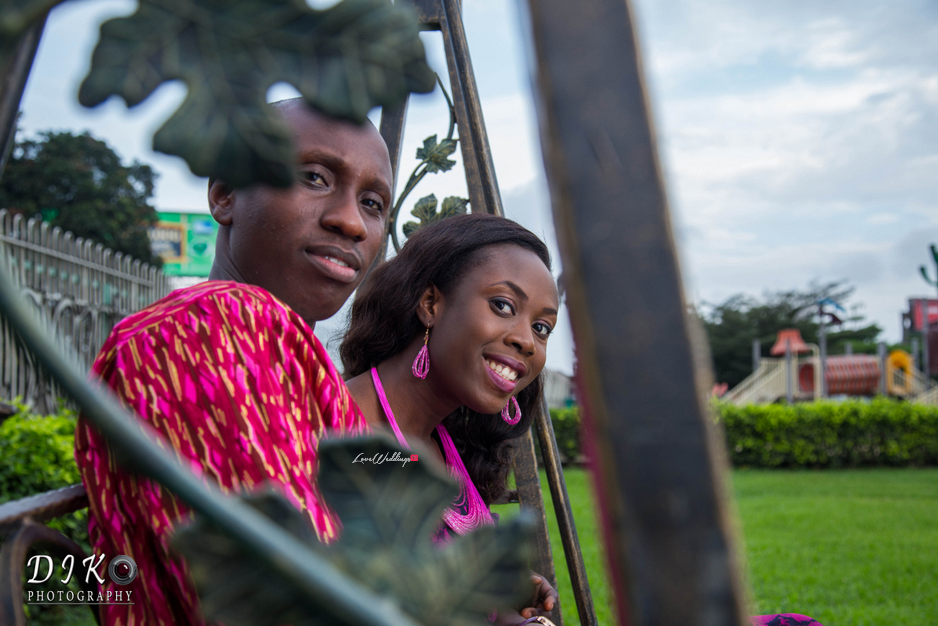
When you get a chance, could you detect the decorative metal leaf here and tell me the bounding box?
[317,438,534,626]
[0,0,65,36]
[440,195,469,219]
[78,0,436,188]
[402,193,470,239]
[401,221,419,239]
[172,491,334,626]
[414,135,458,174]
[173,436,533,626]
[411,194,438,224]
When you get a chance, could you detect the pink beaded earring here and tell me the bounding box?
[412,325,430,379]
[501,396,521,425]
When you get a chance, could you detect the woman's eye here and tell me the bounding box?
[492,299,515,315]
[533,322,553,337]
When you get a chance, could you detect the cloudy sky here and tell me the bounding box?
[16,0,938,375]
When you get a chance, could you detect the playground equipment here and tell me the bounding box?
[725,329,936,405]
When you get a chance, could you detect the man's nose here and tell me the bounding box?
[320,189,367,241]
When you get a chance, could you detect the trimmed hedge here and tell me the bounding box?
[548,407,581,463]
[0,402,88,549]
[715,398,938,468]
[541,399,938,469]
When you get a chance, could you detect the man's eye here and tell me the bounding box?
[302,171,326,185]
[362,198,385,212]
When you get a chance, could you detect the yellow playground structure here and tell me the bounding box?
[724,328,938,405]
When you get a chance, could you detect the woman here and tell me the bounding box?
[342,213,560,624]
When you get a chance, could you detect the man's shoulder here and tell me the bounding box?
[103,281,310,352]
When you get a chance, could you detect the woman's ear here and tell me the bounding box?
[208,179,235,226]
[416,285,443,327]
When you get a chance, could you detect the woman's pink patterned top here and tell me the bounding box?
[74,281,367,626]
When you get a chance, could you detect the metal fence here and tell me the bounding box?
[0,210,171,413]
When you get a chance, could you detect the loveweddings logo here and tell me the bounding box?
[353,452,419,466]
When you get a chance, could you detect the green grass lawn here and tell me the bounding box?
[501,468,938,626]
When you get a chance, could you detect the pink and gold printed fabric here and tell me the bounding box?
[75,281,366,626]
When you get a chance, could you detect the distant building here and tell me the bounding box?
[542,368,575,408]
[901,298,938,343]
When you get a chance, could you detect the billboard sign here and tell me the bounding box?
[149,212,218,277]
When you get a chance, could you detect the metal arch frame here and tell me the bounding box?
[523,0,749,624]
[0,2,751,626]
[378,2,599,625]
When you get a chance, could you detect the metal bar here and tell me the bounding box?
[433,4,589,620]
[377,98,410,265]
[0,485,87,534]
[0,234,157,285]
[0,256,420,626]
[0,519,99,626]
[878,341,887,394]
[439,0,504,217]
[535,400,599,626]
[523,0,749,624]
[0,15,47,180]
[819,307,828,397]
[513,428,563,626]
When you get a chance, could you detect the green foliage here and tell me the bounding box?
[78,0,435,189]
[548,407,581,463]
[0,401,88,549]
[699,281,881,387]
[715,398,938,468]
[0,130,160,265]
[174,436,533,626]
[401,193,468,238]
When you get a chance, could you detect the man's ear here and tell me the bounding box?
[416,285,443,328]
[208,179,235,226]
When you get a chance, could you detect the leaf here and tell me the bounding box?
[77,0,435,188]
[0,0,66,36]
[401,222,419,238]
[172,436,533,626]
[401,194,469,239]
[440,196,469,219]
[414,135,458,174]
[410,194,438,224]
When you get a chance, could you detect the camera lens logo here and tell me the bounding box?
[108,556,138,585]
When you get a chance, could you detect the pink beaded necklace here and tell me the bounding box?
[370,367,494,536]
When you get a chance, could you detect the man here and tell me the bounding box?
[75,100,393,626]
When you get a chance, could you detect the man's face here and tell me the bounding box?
[210,105,392,324]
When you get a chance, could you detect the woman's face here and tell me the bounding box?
[428,244,559,414]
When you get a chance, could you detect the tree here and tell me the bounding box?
[0,130,160,265]
[700,281,881,387]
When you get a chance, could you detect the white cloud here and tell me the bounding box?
[866,213,899,225]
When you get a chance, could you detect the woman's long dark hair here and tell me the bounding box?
[341,213,552,505]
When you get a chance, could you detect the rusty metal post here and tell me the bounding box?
[0,15,47,180]
[375,98,410,265]
[535,400,599,626]
[524,0,750,624]
[513,425,561,607]
[439,0,504,217]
